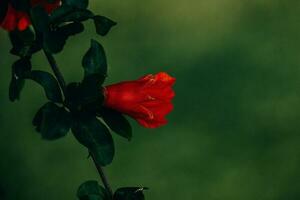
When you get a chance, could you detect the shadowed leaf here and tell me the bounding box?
[72,116,114,166]
[63,0,89,9]
[114,187,148,200]
[43,22,84,54]
[77,180,108,200]
[33,102,72,140]
[82,39,107,78]
[9,58,32,102]
[30,6,49,32]
[24,70,63,103]
[99,108,132,140]
[93,15,116,36]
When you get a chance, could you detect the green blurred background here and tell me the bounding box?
[1,0,300,199]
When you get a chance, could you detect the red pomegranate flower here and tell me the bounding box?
[0,0,60,31]
[104,72,176,128]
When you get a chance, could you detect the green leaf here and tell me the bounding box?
[9,78,25,102]
[9,28,39,57]
[43,22,84,54]
[49,5,74,23]
[9,58,32,102]
[82,39,107,78]
[93,15,116,36]
[63,0,89,9]
[30,6,50,32]
[114,187,148,200]
[72,117,114,166]
[43,31,67,54]
[33,102,72,140]
[50,5,93,24]
[24,70,63,103]
[12,58,32,78]
[60,22,84,36]
[77,180,108,200]
[99,108,132,141]
[65,81,104,114]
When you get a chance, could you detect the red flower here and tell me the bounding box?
[0,0,60,31]
[104,72,176,128]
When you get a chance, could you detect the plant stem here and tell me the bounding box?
[91,154,114,199]
[43,50,66,93]
[43,49,114,199]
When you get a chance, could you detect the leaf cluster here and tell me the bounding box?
[77,181,148,200]
[8,0,125,167]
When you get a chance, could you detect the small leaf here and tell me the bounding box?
[59,22,84,36]
[30,6,50,32]
[72,116,114,166]
[82,39,107,78]
[65,81,104,114]
[9,58,32,102]
[77,180,108,200]
[43,22,84,54]
[12,57,32,77]
[43,31,67,54]
[93,15,116,36]
[99,108,132,140]
[33,102,71,140]
[9,78,25,102]
[24,70,63,103]
[50,5,74,22]
[9,28,39,57]
[114,187,148,200]
[63,0,89,9]
[50,5,93,24]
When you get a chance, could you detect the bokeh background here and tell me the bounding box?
[1,0,300,199]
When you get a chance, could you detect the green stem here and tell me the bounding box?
[43,50,66,93]
[43,50,114,199]
[91,154,114,199]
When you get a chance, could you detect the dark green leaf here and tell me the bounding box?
[63,0,89,9]
[79,79,105,109]
[0,0,8,23]
[30,6,49,32]
[72,117,114,166]
[9,78,25,102]
[82,39,107,78]
[114,187,148,200]
[62,9,93,22]
[50,5,93,24]
[12,57,32,77]
[9,58,32,102]
[43,31,66,54]
[33,102,71,140]
[60,22,84,36]
[50,5,74,23]
[24,70,63,103]
[93,15,116,36]
[9,28,39,57]
[65,81,104,114]
[43,22,84,54]
[99,108,132,140]
[77,180,108,200]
